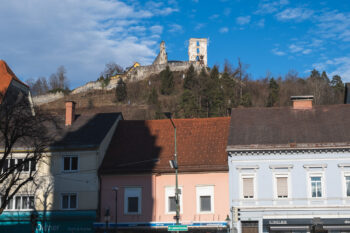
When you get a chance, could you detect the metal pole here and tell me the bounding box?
[174,126,179,225]
[115,190,118,233]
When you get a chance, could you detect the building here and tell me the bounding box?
[227,96,350,233]
[96,117,230,233]
[0,60,33,106]
[0,101,123,233]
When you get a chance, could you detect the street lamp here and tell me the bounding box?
[164,112,180,226]
[104,208,110,232]
[112,186,118,233]
[225,215,231,233]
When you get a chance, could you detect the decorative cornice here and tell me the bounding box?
[228,147,350,156]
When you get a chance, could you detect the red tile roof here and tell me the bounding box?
[100,117,230,174]
[0,60,28,98]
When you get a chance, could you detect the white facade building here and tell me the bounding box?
[227,96,350,233]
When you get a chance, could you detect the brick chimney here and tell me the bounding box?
[291,96,313,109]
[65,101,76,126]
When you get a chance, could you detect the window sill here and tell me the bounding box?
[62,170,79,173]
[124,212,141,215]
[197,211,214,214]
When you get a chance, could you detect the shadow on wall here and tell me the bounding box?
[42,112,121,233]
[97,120,162,232]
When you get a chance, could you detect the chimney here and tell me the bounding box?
[65,101,76,126]
[344,83,350,104]
[291,96,313,109]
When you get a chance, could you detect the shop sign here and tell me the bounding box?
[168,225,188,231]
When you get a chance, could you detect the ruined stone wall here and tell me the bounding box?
[125,61,200,82]
[188,38,208,66]
[32,92,64,105]
[152,41,167,65]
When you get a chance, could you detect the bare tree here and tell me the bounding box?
[103,62,124,78]
[0,93,55,215]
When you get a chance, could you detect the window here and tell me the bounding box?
[274,174,289,199]
[168,196,176,212]
[165,186,183,214]
[196,186,214,213]
[346,176,350,197]
[2,195,34,210]
[61,193,77,209]
[200,196,211,211]
[311,176,322,198]
[1,158,36,173]
[197,48,200,54]
[242,177,254,199]
[63,156,78,172]
[124,187,141,214]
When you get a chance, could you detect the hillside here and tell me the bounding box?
[39,65,345,120]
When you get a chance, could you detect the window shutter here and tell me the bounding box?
[277,177,288,197]
[243,178,254,198]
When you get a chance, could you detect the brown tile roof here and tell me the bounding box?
[100,117,230,174]
[0,60,28,98]
[227,104,350,150]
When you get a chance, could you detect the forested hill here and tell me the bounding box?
[38,63,345,120]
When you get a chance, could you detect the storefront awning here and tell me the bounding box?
[270,226,309,231]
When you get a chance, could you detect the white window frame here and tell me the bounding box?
[273,173,291,199]
[1,158,36,173]
[62,155,79,172]
[124,187,142,215]
[2,195,35,211]
[307,172,325,199]
[196,185,214,214]
[61,193,78,210]
[165,186,183,214]
[239,173,257,200]
[343,172,350,198]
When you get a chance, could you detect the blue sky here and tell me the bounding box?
[1,0,350,88]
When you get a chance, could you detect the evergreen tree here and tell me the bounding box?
[321,71,330,83]
[148,87,159,105]
[266,78,279,107]
[331,75,344,91]
[115,78,127,102]
[183,64,197,90]
[181,90,198,118]
[160,66,174,95]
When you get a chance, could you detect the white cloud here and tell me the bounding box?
[150,25,163,34]
[236,16,251,25]
[302,49,312,54]
[276,8,313,22]
[257,19,265,28]
[219,27,229,33]
[0,0,176,88]
[255,0,289,14]
[316,11,350,42]
[272,48,286,56]
[289,44,303,53]
[313,56,350,82]
[209,14,220,20]
[194,23,205,31]
[168,24,183,33]
[224,8,231,16]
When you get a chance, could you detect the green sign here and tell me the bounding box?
[168,225,188,231]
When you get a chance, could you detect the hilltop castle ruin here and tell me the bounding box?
[111,38,208,82]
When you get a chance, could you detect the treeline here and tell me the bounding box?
[26,66,69,96]
[27,62,123,96]
[115,60,345,119]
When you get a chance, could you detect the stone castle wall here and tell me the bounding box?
[32,92,64,105]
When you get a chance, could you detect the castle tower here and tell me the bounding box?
[153,41,168,65]
[188,38,207,66]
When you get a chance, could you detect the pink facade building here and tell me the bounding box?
[96,117,231,233]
